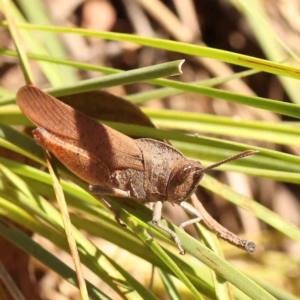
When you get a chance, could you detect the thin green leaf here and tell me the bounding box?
[0,60,184,105]
[200,175,300,245]
[145,108,300,146]
[108,196,276,300]
[2,0,33,84]
[16,0,78,84]
[0,216,111,300]
[0,160,272,300]
[3,0,65,86]
[121,210,205,300]
[0,165,158,300]
[2,22,300,79]
[231,0,300,104]
[194,221,234,300]
[158,268,182,300]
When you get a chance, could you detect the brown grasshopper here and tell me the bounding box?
[17,85,257,255]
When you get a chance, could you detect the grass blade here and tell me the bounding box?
[0,217,111,300]
[158,268,182,300]
[2,22,300,79]
[41,152,89,300]
[2,0,33,84]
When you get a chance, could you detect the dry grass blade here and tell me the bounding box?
[45,151,89,300]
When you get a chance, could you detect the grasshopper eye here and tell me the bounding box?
[177,165,192,183]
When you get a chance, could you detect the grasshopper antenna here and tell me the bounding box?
[201,150,259,173]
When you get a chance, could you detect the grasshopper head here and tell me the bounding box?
[166,160,203,203]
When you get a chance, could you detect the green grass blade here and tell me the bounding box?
[138,80,300,120]
[2,122,300,184]
[145,108,300,146]
[158,268,182,300]
[3,1,65,86]
[200,175,300,245]
[1,48,299,120]
[0,159,279,300]
[2,0,33,84]
[0,217,112,300]
[194,221,234,300]
[0,162,159,300]
[122,210,205,300]
[108,197,276,300]
[2,22,300,79]
[0,60,184,105]
[16,0,78,84]
[232,0,300,104]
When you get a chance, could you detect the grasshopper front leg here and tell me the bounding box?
[152,201,185,255]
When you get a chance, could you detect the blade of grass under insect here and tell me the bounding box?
[200,175,300,245]
[0,176,216,299]
[16,0,78,84]
[0,217,112,300]
[0,165,158,300]
[120,210,205,300]
[9,174,294,300]
[4,172,214,299]
[0,262,26,300]
[3,166,213,299]
[2,154,300,253]
[0,165,273,300]
[0,196,138,300]
[2,22,300,80]
[232,0,300,104]
[107,197,276,300]
[2,171,237,300]
[194,219,234,300]
[158,268,182,300]
[2,0,33,84]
